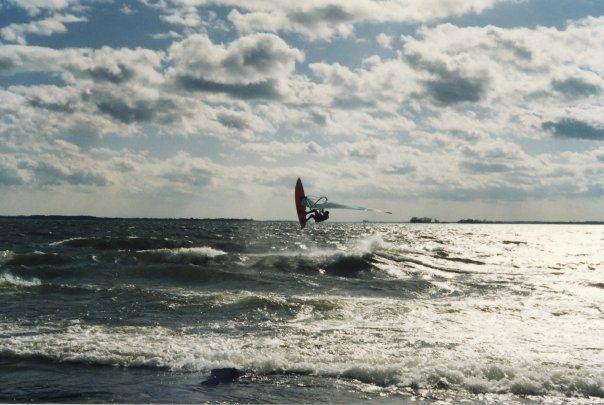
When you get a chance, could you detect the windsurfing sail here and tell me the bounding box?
[303,195,392,214]
[295,178,392,229]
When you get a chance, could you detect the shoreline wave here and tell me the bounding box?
[1,322,601,399]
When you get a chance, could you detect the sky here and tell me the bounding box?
[0,0,603,221]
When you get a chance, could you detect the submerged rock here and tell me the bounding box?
[201,368,242,386]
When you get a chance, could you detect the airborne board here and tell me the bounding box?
[294,178,307,229]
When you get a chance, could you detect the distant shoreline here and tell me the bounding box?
[0,215,254,221]
[0,215,602,224]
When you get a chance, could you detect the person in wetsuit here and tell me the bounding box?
[306,209,330,223]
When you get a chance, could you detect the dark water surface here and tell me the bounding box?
[0,219,602,403]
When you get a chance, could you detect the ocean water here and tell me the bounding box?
[0,219,602,403]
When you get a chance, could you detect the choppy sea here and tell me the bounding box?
[0,219,602,403]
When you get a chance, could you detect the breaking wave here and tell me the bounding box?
[1,322,601,398]
[247,252,374,277]
[0,272,42,287]
[52,236,193,251]
[130,247,227,265]
[243,234,392,278]
[163,291,342,315]
[1,251,72,266]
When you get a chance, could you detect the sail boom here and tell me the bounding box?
[303,196,391,214]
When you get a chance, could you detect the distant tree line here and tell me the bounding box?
[458,219,494,223]
[410,217,440,223]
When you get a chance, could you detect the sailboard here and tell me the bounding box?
[295,178,307,229]
[294,178,392,228]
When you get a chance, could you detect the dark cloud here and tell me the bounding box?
[503,40,532,61]
[306,142,321,154]
[169,33,301,97]
[28,98,75,113]
[223,42,281,76]
[89,92,178,124]
[85,63,135,84]
[115,161,136,172]
[310,111,328,126]
[406,54,489,105]
[542,118,604,141]
[597,154,604,163]
[290,4,355,25]
[0,163,24,185]
[188,167,212,187]
[220,33,302,80]
[551,77,601,98]
[217,112,248,130]
[423,70,489,105]
[488,32,533,61]
[348,147,377,160]
[333,96,375,109]
[96,99,155,124]
[461,161,511,173]
[176,75,281,100]
[33,162,108,186]
[0,56,16,73]
[544,167,575,178]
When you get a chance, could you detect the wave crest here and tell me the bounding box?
[53,236,193,251]
[248,252,374,278]
[0,272,42,287]
[3,251,72,266]
[2,322,602,399]
[131,247,227,265]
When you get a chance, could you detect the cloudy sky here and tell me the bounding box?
[1,0,603,221]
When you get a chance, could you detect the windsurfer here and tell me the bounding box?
[306,208,329,223]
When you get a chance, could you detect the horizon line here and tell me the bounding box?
[0,215,603,224]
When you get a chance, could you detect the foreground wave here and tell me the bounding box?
[2,321,602,398]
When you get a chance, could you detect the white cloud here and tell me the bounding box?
[166,33,304,101]
[139,0,512,41]
[8,0,73,16]
[309,59,420,113]
[1,14,87,45]
[0,44,164,86]
[401,17,604,98]
[150,30,182,40]
[225,0,510,41]
[376,33,392,49]
[168,33,303,84]
[120,4,135,15]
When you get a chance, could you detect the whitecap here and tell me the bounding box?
[0,272,42,287]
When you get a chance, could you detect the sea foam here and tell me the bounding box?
[0,272,42,287]
[1,321,602,398]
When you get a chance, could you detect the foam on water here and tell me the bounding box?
[0,272,42,287]
[352,233,394,254]
[0,250,12,266]
[133,246,227,264]
[1,319,602,398]
[51,236,194,250]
